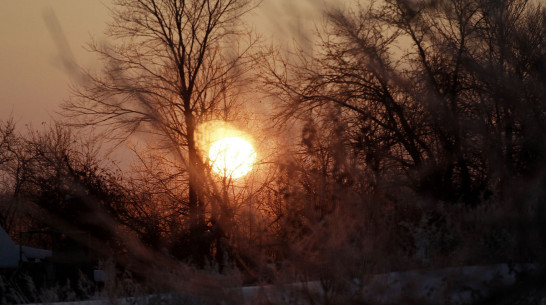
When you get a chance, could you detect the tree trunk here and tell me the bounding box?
[186,111,208,266]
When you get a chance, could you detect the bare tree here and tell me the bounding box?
[262,0,545,205]
[258,0,546,291]
[62,0,259,266]
[0,118,20,233]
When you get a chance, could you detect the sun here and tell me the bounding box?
[208,137,256,178]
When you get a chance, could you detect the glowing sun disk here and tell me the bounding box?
[208,137,256,178]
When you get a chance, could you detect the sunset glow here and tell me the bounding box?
[208,136,256,178]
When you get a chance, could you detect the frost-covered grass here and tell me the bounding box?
[5,263,544,305]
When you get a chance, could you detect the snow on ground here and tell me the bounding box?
[18,263,537,305]
[20,246,52,261]
[241,264,527,304]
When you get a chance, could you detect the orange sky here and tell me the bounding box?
[0,0,111,125]
[0,0,327,126]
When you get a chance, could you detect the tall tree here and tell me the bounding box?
[63,0,257,265]
[262,0,546,206]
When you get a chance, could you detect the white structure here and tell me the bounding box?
[0,225,52,268]
[0,225,19,268]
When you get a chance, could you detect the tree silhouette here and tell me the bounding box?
[263,0,546,206]
[258,0,546,286]
[62,0,258,266]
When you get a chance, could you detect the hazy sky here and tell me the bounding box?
[0,0,112,125]
[0,0,324,126]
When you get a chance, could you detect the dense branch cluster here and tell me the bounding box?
[264,0,546,206]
